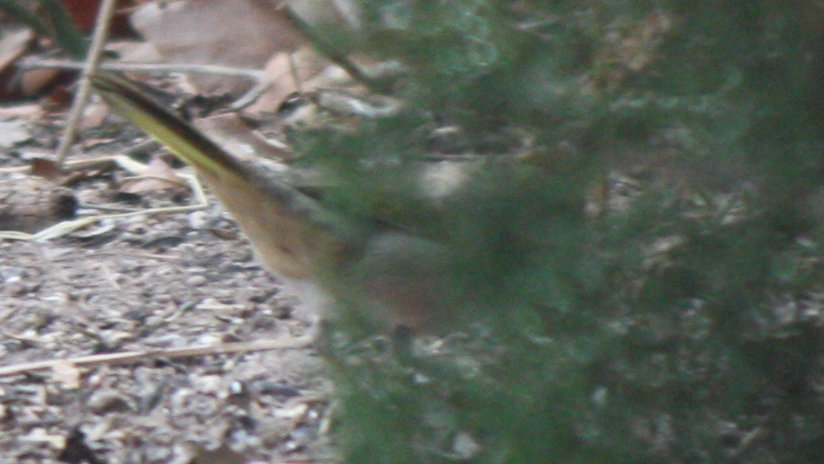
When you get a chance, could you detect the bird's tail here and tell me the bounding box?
[90,73,249,184]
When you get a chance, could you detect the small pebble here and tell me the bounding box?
[185,274,208,287]
[188,210,210,230]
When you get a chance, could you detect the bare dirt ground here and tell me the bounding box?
[1,138,337,463]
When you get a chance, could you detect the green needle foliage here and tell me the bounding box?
[291,1,824,462]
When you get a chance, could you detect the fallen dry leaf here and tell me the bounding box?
[129,0,302,94]
[119,156,189,195]
[0,25,32,75]
[0,102,42,119]
[193,112,291,162]
[0,119,30,148]
[18,68,63,97]
[244,47,334,115]
[29,157,65,181]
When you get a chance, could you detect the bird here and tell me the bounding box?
[90,73,458,333]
